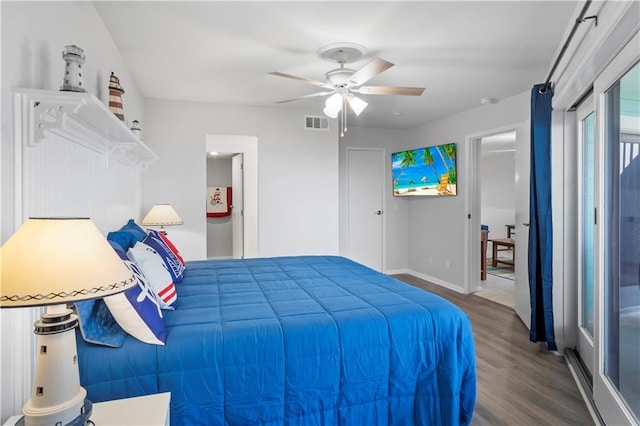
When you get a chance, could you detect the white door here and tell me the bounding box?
[346,148,384,271]
[232,154,244,259]
[576,95,596,377]
[514,120,531,328]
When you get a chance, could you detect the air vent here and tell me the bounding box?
[305,116,329,131]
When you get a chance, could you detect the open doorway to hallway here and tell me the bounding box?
[476,131,516,308]
[205,134,258,259]
[206,152,241,259]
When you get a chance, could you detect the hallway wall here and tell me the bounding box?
[480,150,516,240]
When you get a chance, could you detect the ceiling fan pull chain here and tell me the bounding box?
[343,98,348,136]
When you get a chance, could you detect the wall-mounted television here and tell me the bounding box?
[392,142,457,197]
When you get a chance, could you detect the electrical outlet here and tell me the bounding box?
[428,257,433,265]
[445,261,451,270]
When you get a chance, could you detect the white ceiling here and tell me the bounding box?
[93,1,580,130]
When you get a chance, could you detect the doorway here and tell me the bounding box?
[206,152,244,259]
[475,131,517,308]
[205,134,258,258]
[465,122,530,325]
[206,152,235,258]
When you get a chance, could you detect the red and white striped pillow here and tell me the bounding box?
[143,230,185,283]
[127,241,177,309]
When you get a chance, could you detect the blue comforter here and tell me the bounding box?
[78,256,476,425]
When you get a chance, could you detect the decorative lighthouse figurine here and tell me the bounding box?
[60,45,87,92]
[108,72,125,121]
[131,120,142,139]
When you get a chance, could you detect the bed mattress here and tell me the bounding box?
[77,255,476,425]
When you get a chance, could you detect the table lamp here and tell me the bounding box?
[141,204,183,234]
[1,218,136,426]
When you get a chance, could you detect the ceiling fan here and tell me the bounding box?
[269,43,425,136]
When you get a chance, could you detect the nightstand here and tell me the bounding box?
[4,392,171,426]
[90,392,171,425]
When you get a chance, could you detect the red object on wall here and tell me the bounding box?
[207,186,232,218]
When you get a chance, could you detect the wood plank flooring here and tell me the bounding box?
[393,273,594,426]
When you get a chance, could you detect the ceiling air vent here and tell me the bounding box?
[305,116,329,131]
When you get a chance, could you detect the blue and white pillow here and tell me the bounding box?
[103,248,167,345]
[107,219,147,251]
[127,241,178,309]
[75,298,127,348]
[143,230,185,283]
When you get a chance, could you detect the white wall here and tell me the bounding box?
[480,152,516,240]
[1,3,147,422]
[339,126,411,273]
[341,95,528,288]
[206,156,232,258]
[142,99,340,260]
[404,92,530,291]
[1,1,146,242]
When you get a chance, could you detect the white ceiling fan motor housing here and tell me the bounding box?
[325,68,356,87]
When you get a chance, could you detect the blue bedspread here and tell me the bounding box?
[78,256,476,425]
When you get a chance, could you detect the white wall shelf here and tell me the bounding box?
[12,87,158,169]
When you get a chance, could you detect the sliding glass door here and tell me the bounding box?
[576,96,595,378]
[593,33,640,425]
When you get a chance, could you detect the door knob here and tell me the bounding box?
[375,210,383,215]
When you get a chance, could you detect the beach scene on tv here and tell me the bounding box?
[392,143,457,196]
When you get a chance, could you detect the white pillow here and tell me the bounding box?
[127,241,178,309]
[103,249,166,345]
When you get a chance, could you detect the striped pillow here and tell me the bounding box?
[127,241,178,309]
[143,230,185,283]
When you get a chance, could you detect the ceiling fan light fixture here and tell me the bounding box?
[347,95,368,116]
[323,106,339,119]
[324,93,343,118]
[271,44,424,124]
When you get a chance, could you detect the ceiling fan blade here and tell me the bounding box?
[274,91,333,104]
[348,57,394,86]
[357,86,425,96]
[269,71,330,88]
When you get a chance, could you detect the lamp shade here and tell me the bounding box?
[0,218,136,308]
[347,95,368,116]
[141,204,183,226]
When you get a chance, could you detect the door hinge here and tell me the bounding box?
[594,207,597,225]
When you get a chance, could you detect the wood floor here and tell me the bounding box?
[393,273,594,426]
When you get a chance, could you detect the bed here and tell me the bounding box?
[77,255,476,425]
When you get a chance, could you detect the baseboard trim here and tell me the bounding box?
[565,348,604,426]
[385,268,409,275]
[405,270,466,294]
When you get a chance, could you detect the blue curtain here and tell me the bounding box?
[528,83,556,351]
